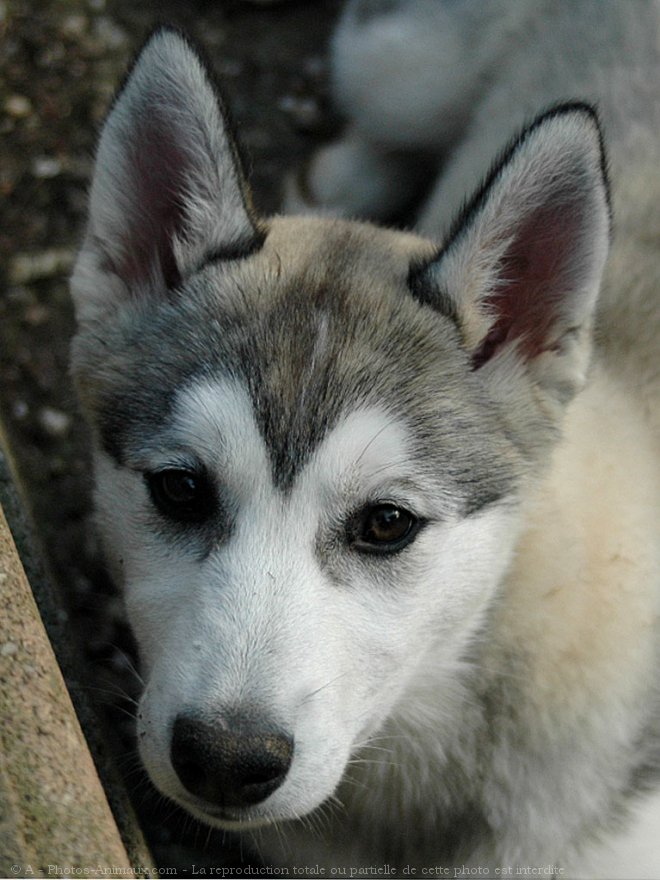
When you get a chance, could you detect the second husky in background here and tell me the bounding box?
[71,1,660,877]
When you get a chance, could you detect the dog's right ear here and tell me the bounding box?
[72,27,263,323]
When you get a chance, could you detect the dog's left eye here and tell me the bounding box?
[146,468,215,524]
[349,503,420,554]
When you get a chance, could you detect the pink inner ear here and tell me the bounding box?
[472,200,585,368]
[118,114,188,290]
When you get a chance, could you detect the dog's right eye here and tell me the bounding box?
[146,469,215,524]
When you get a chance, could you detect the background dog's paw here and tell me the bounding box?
[282,164,347,218]
[282,133,425,221]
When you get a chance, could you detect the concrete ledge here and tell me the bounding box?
[0,435,153,879]
[0,499,138,878]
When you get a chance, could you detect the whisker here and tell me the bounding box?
[112,703,139,722]
[299,671,350,706]
[204,823,213,852]
[338,774,369,793]
[106,642,144,687]
[77,682,140,707]
[327,793,346,812]
[366,456,418,479]
[354,416,401,467]
[347,757,400,768]
[270,814,291,859]
[354,742,398,755]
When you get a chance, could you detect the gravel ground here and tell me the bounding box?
[0,0,343,871]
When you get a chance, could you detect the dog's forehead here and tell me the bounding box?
[85,216,516,507]
[259,216,436,287]
[205,219,460,489]
[171,377,413,501]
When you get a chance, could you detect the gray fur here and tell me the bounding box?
[73,218,518,512]
[70,11,660,877]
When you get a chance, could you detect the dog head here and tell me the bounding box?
[71,29,609,829]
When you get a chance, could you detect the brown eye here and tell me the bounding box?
[146,468,215,524]
[349,503,420,555]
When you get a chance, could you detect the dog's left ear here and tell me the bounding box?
[72,27,263,322]
[412,104,610,406]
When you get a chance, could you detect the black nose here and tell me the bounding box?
[170,713,294,809]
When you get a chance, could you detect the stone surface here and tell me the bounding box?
[0,433,152,879]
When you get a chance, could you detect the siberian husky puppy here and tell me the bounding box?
[70,2,660,876]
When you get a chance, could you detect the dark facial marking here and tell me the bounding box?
[77,228,519,520]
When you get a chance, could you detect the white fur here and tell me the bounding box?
[94,376,518,830]
[576,789,660,880]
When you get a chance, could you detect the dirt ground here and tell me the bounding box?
[0,0,343,871]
